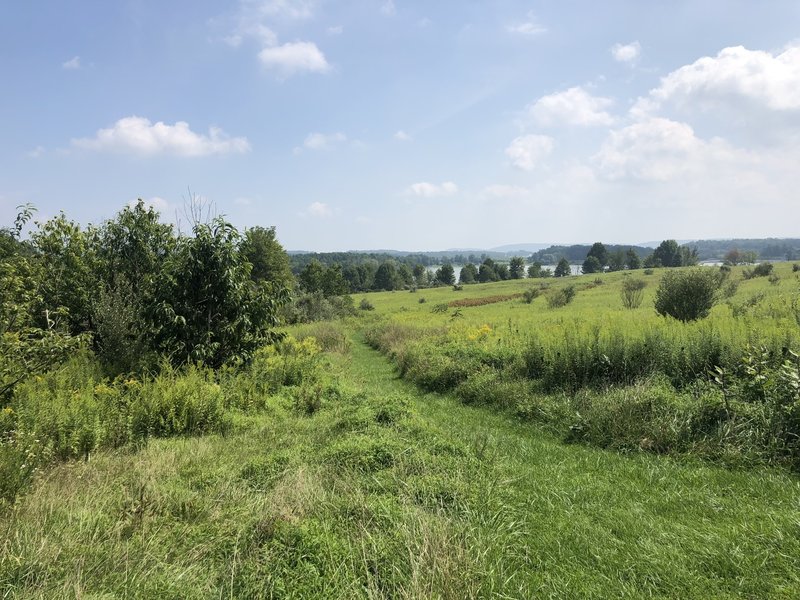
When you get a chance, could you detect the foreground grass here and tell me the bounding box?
[1,330,798,598]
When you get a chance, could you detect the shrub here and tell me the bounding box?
[418,297,426,304]
[643,268,654,275]
[359,298,375,311]
[620,278,646,309]
[793,263,800,272]
[768,274,780,286]
[522,288,540,304]
[547,285,576,309]
[654,269,719,322]
[743,262,774,279]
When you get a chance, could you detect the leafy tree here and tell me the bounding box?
[495,263,510,280]
[30,213,100,335]
[509,256,526,279]
[412,264,428,287]
[554,258,571,277]
[527,262,549,278]
[607,250,625,272]
[321,264,349,296]
[374,261,399,291]
[586,242,608,267]
[1,205,83,399]
[646,240,699,268]
[299,259,326,292]
[435,263,455,286]
[397,263,415,287]
[459,263,477,284]
[581,255,602,274]
[478,259,499,283]
[154,218,287,368]
[625,248,641,270]
[654,269,719,322]
[241,226,294,290]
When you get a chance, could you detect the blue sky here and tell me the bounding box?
[2,1,800,251]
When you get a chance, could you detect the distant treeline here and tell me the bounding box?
[686,239,800,261]
[528,244,652,264]
[289,251,494,272]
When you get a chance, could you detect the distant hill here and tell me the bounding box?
[489,243,552,253]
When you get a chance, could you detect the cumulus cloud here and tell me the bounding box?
[72,116,250,157]
[394,130,412,141]
[611,41,641,63]
[507,11,546,36]
[633,44,800,117]
[505,134,554,171]
[258,41,329,74]
[306,201,332,217]
[593,117,747,181]
[529,87,615,127]
[248,0,315,19]
[62,56,81,70]
[407,181,458,198]
[296,132,347,152]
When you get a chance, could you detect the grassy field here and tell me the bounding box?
[1,264,799,597]
[1,326,799,598]
[359,263,800,468]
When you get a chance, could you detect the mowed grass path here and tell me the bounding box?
[345,335,800,598]
[1,331,798,598]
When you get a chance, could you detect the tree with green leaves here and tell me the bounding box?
[654,269,719,322]
[154,218,287,368]
[374,261,399,291]
[625,248,641,270]
[509,256,526,279]
[459,263,477,284]
[554,257,571,277]
[435,263,455,286]
[582,255,602,274]
[241,226,294,290]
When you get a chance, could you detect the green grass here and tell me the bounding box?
[1,324,799,598]
[361,264,800,467]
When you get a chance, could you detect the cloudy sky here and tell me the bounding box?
[2,1,800,251]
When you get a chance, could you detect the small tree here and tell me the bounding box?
[581,255,602,274]
[435,263,455,286]
[554,258,571,277]
[509,256,526,279]
[625,248,641,270]
[620,277,646,309]
[654,269,719,322]
[459,262,477,284]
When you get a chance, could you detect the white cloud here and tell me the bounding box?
[505,134,554,171]
[407,181,458,198]
[381,1,396,16]
[593,117,746,181]
[394,130,412,142]
[62,56,81,70]
[529,87,615,127]
[258,41,329,74]
[507,11,546,36]
[327,25,343,35]
[299,132,347,151]
[483,184,529,198]
[26,146,45,158]
[72,116,251,157]
[611,41,641,64]
[633,44,800,116]
[306,201,332,217]
[248,0,315,19]
[225,23,277,47]
[234,197,254,206]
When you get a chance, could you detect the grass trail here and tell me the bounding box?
[345,334,800,598]
[0,332,798,598]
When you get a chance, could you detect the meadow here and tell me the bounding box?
[1,256,800,597]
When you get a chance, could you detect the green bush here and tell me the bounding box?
[654,269,719,322]
[522,288,540,304]
[620,278,646,309]
[743,262,774,279]
[546,285,576,309]
[359,297,375,311]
